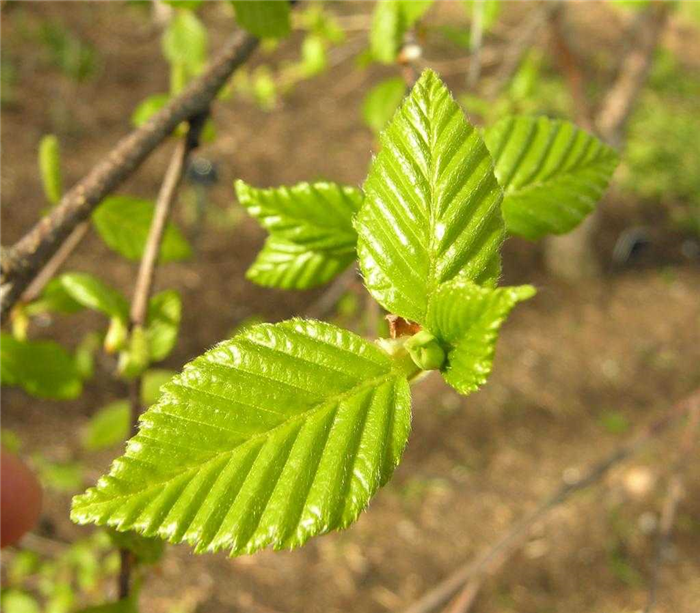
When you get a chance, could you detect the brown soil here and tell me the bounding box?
[2,3,699,613]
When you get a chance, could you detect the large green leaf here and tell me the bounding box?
[232,0,291,39]
[236,181,362,289]
[72,320,411,555]
[146,290,182,362]
[356,69,504,323]
[38,134,62,206]
[1,334,82,400]
[92,196,192,263]
[426,280,535,394]
[58,273,129,321]
[484,116,619,240]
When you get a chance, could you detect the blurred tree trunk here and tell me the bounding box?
[543,2,671,280]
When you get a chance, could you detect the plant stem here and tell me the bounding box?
[119,117,204,599]
[403,388,700,613]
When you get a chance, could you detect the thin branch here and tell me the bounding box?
[595,1,671,146]
[401,389,700,613]
[1,31,258,321]
[119,117,204,600]
[643,399,700,613]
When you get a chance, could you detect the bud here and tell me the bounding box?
[118,326,150,379]
[405,330,446,371]
[104,317,128,354]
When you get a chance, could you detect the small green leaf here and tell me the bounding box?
[25,277,85,316]
[131,94,170,128]
[75,332,100,381]
[141,369,178,404]
[299,34,327,77]
[146,290,182,362]
[118,326,150,380]
[72,320,411,556]
[232,0,291,39]
[356,69,505,323]
[162,0,204,9]
[1,334,83,400]
[107,529,165,565]
[38,134,63,206]
[404,330,446,371]
[82,401,130,451]
[362,77,406,135]
[464,0,501,33]
[370,0,432,64]
[162,10,207,71]
[59,273,129,321]
[92,196,192,263]
[484,116,619,240]
[236,180,362,289]
[1,590,41,613]
[426,280,535,395]
[35,457,84,493]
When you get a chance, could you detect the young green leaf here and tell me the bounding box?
[25,277,85,316]
[72,319,411,556]
[38,134,63,205]
[146,290,182,362]
[82,401,130,451]
[356,69,505,323]
[425,280,535,394]
[362,76,406,135]
[92,196,192,263]
[1,334,83,399]
[231,0,291,39]
[370,0,432,64]
[236,181,362,289]
[484,116,619,240]
[131,94,170,128]
[58,273,129,321]
[161,10,207,72]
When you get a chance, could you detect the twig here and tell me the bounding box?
[595,1,671,146]
[19,222,90,305]
[467,0,485,89]
[119,117,204,600]
[643,399,700,613]
[1,31,258,321]
[401,389,700,613]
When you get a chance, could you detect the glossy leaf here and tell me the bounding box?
[59,273,129,321]
[484,116,619,240]
[72,319,411,556]
[38,134,63,205]
[92,196,192,263]
[236,180,362,289]
[146,290,182,362]
[426,280,535,394]
[362,77,406,135]
[232,0,291,39]
[1,334,82,400]
[356,69,505,323]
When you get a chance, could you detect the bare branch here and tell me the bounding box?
[1,31,258,321]
[402,389,700,613]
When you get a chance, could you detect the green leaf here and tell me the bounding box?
[146,290,182,362]
[232,0,291,39]
[73,599,137,613]
[35,458,84,493]
[425,280,535,395]
[82,401,130,451]
[72,320,411,556]
[362,77,406,135]
[1,590,40,613]
[299,34,327,77]
[356,69,505,323]
[162,0,204,9]
[38,134,63,206]
[370,0,433,64]
[25,277,85,316]
[484,116,619,240]
[92,196,193,263]
[236,180,362,289]
[1,334,83,400]
[464,0,501,33]
[162,10,207,71]
[107,529,165,565]
[141,369,178,404]
[131,94,170,128]
[58,273,129,321]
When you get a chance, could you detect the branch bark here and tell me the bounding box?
[401,389,700,613]
[1,31,258,321]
